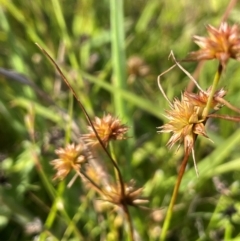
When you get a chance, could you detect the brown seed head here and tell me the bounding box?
[183,87,227,115]
[51,143,87,180]
[82,114,128,147]
[186,22,240,67]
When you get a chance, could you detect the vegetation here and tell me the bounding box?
[0,0,240,240]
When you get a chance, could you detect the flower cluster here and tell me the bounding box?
[51,143,87,180]
[49,112,148,222]
[183,87,226,112]
[101,180,148,207]
[158,88,226,153]
[82,114,128,147]
[51,114,128,181]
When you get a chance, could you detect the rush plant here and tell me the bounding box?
[1,1,240,241]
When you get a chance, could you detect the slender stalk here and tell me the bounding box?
[31,151,56,200]
[215,96,240,114]
[202,63,223,119]
[77,170,104,196]
[123,205,135,241]
[61,190,95,241]
[39,183,64,241]
[207,114,240,122]
[160,150,191,241]
[36,44,126,199]
[224,220,233,240]
[221,0,237,22]
[109,142,120,182]
[64,91,74,144]
[59,208,84,240]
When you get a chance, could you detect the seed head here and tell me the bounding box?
[158,94,208,153]
[51,143,87,180]
[82,114,128,147]
[186,22,240,67]
[183,87,227,115]
[102,180,148,207]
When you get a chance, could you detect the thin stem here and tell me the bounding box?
[215,96,240,114]
[170,51,205,93]
[65,190,96,241]
[39,183,65,241]
[224,220,233,240]
[160,149,191,241]
[123,205,135,241]
[64,91,74,144]
[109,142,119,182]
[76,170,104,196]
[221,0,237,22]
[202,63,223,119]
[207,114,240,122]
[186,61,205,92]
[36,44,126,198]
[157,64,176,107]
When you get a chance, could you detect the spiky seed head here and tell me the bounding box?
[158,94,209,152]
[183,87,227,114]
[82,114,128,147]
[186,22,240,67]
[51,143,87,180]
[102,180,148,207]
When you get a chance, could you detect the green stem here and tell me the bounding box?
[109,142,120,182]
[65,91,74,144]
[206,195,231,241]
[202,63,223,119]
[109,142,134,241]
[160,150,191,241]
[61,190,95,241]
[39,181,65,241]
[123,205,135,241]
[224,220,232,240]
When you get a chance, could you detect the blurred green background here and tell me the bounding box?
[1,0,240,240]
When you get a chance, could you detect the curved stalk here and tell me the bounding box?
[77,170,105,196]
[36,44,126,198]
[109,142,120,183]
[160,149,191,241]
